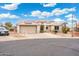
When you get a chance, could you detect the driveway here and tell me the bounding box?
[25,33,61,39]
[0,33,77,41]
[0,33,63,41]
[0,38,79,56]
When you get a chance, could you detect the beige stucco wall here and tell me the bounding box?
[59,26,62,32]
[37,25,40,33]
[50,25,62,32]
[17,24,63,34]
[17,25,20,33]
[51,25,54,31]
[45,25,51,32]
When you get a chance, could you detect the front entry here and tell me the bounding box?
[40,25,51,33]
[54,26,59,33]
[40,25,44,33]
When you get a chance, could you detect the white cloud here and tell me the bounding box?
[65,14,79,28]
[52,8,65,16]
[62,7,76,12]
[65,14,78,21]
[53,18,64,22]
[22,14,27,17]
[30,7,76,18]
[52,7,76,16]
[31,10,51,18]
[0,13,19,19]
[24,15,27,17]
[0,3,20,10]
[65,14,73,18]
[41,11,51,17]
[65,14,78,28]
[31,10,41,17]
[42,3,56,7]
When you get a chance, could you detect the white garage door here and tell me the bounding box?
[20,25,37,34]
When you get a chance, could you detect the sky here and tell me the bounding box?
[0,3,79,26]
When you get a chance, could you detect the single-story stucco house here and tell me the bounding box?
[17,20,66,34]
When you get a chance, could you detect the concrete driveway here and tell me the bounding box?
[0,38,79,56]
[25,33,61,39]
[0,33,61,41]
[0,33,77,41]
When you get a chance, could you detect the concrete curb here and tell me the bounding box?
[0,36,79,42]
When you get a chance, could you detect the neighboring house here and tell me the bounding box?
[17,20,66,34]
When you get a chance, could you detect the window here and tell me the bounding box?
[55,26,59,30]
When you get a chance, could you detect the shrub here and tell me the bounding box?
[9,28,14,31]
[62,27,70,34]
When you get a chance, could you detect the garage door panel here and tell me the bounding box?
[20,25,37,34]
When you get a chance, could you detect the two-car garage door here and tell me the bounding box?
[20,25,37,34]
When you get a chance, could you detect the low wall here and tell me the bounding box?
[73,32,79,37]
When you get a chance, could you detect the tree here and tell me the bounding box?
[0,23,3,27]
[5,22,13,31]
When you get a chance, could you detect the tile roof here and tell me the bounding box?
[18,20,65,26]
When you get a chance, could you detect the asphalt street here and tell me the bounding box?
[0,38,79,56]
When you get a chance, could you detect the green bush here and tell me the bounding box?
[62,27,70,34]
[9,28,14,31]
[5,22,13,31]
